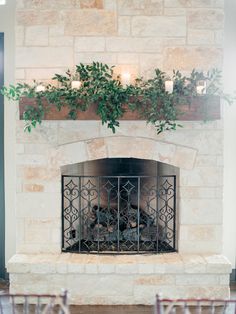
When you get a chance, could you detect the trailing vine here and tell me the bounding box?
[0,62,232,134]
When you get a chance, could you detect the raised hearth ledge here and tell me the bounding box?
[7,253,231,305]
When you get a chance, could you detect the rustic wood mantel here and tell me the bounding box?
[19,96,221,121]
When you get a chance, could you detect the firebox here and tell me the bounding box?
[62,158,177,254]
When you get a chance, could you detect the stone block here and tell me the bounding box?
[106,37,163,53]
[16,26,24,46]
[17,10,59,26]
[118,16,131,36]
[176,274,219,285]
[68,263,85,273]
[18,243,61,254]
[75,37,105,52]
[30,262,56,274]
[16,47,73,68]
[192,0,213,6]
[139,53,162,78]
[172,145,197,170]
[118,0,163,16]
[16,144,25,154]
[152,141,176,164]
[24,143,51,154]
[49,25,65,36]
[187,29,215,45]
[56,253,71,273]
[134,274,174,285]
[98,264,116,274]
[180,166,223,187]
[160,129,223,155]
[26,67,66,80]
[138,264,155,274]
[104,0,117,11]
[25,26,48,46]
[180,254,207,273]
[67,274,134,297]
[16,193,60,218]
[7,254,32,273]
[187,9,224,29]
[106,136,133,158]
[49,36,73,47]
[15,69,25,80]
[64,10,116,36]
[85,264,99,274]
[179,198,222,224]
[86,138,107,160]
[164,0,191,7]
[204,255,232,273]
[75,52,117,64]
[164,8,186,15]
[116,264,138,274]
[195,155,217,167]
[219,275,230,285]
[132,16,186,37]
[23,184,44,192]
[163,47,223,70]
[16,154,47,166]
[57,121,101,145]
[215,30,224,45]
[23,0,76,9]
[50,141,88,167]
[22,166,60,181]
[179,240,222,254]
[180,225,222,242]
[117,53,139,65]
[163,253,185,273]
[79,0,103,9]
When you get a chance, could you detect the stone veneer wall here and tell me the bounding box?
[15,0,224,82]
[10,0,231,304]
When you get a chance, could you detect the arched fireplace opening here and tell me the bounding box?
[61,158,178,254]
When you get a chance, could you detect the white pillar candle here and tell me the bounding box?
[196,81,207,95]
[165,80,174,93]
[121,72,131,86]
[71,80,82,89]
[35,84,46,93]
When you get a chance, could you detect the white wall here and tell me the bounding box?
[0,0,16,264]
[223,0,236,269]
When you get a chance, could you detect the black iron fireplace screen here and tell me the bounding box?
[62,175,176,254]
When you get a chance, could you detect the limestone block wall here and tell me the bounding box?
[14,0,225,255]
[15,0,224,82]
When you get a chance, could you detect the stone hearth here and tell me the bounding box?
[8,253,231,305]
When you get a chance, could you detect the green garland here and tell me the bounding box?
[1,62,233,134]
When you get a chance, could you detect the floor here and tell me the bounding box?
[0,279,236,314]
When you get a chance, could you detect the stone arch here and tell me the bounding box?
[55,136,197,170]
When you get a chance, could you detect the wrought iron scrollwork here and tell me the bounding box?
[62,175,176,254]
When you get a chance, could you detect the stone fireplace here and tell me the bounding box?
[8,127,231,304]
[8,0,231,306]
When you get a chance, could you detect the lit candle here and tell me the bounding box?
[35,84,46,93]
[165,80,174,93]
[71,80,82,89]
[196,80,207,95]
[121,72,131,86]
